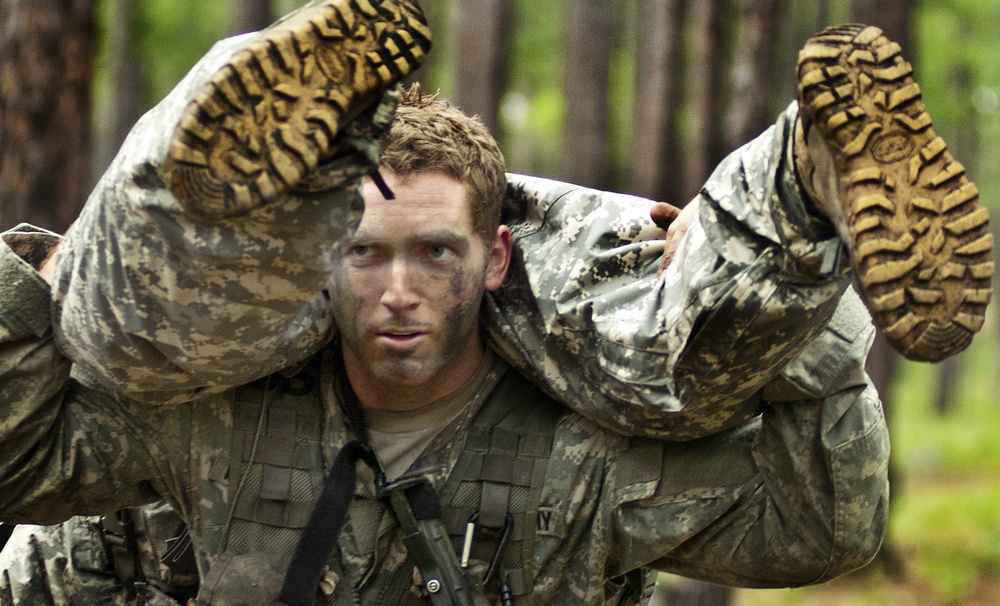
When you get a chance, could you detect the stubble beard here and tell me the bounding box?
[364,297,480,388]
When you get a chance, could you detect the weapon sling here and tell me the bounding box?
[279,357,481,606]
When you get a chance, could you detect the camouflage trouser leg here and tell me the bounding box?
[51,35,378,404]
[54,65,868,438]
[489,102,867,439]
[654,314,889,585]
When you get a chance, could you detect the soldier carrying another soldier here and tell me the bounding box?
[0,1,991,604]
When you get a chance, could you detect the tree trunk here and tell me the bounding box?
[0,0,97,232]
[231,0,274,35]
[625,0,685,204]
[93,0,144,174]
[560,0,614,189]
[929,60,975,415]
[451,0,510,137]
[817,0,830,30]
[851,0,911,53]
[724,0,783,152]
[682,0,725,202]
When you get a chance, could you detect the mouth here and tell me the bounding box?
[375,328,428,348]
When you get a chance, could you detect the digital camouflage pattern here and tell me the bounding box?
[0,503,193,606]
[50,25,857,440]
[488,103,854,439]
[0,83,889,603]
[51,32,398,405]
[0,228,888,601]
[1,6,893,604]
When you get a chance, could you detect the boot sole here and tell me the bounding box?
[797,24,994,362]
[163,0,430,218]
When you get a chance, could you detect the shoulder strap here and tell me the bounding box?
[437,368,564,602]
[100,509,149,604]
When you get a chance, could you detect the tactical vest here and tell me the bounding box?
[108,358,645,605]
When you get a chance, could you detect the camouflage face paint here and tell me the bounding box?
[332,170,494,409]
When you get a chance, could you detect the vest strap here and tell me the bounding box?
[387,480,481,606]
[279,440,381,606]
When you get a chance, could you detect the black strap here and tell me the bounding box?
[101,509,150,604]
[0,524,13,553]
[369,168,396,200]
[279,440,383,606]
[280,353,384,606]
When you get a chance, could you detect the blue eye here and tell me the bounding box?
[428,245,456,260]
[348,244,373,258]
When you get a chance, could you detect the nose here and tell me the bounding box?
[380,258,420,311]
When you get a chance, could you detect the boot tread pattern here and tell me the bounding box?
[797,24,993,361]
[163,0,430,218]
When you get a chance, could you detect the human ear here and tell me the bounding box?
[484,226,512,291]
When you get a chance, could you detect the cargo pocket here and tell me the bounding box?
[197,551,292,606]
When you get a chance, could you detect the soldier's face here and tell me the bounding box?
[331,170,510,406]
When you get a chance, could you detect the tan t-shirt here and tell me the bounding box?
[350,348,504,556]
[359,347,501,485]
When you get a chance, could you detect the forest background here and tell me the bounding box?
[1,0,998,604]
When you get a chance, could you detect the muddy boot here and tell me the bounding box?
[163,0,431,219]
[796,24,993,362]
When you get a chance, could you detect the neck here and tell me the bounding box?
[343,336,486,412]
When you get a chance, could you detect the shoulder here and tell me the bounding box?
[553,411,630,457]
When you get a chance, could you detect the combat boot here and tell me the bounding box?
[163,0,431,219]
[796,24,993,362]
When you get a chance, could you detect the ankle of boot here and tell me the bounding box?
[794,115,853,244]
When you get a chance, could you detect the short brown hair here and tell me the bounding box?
[379,84,506,243]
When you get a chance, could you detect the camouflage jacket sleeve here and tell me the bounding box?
[50,34,398,405]
[602,293,889,586]
[0,228,166,524]
[487,101,861,439]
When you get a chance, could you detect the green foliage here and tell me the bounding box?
[916,0,1000,213]
[506,0,562,98]
[892,482,1000,599]
[892,342,1000,475]
[498,0,564,175]
[92,0,232,116]
[888,325,1000,600]
[137,0,232,105]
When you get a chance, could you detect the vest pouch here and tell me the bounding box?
[197,552,291,606]
[142,584,192,606]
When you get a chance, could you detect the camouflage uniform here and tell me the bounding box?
[0,217,887,602]
[0,503,194,606]
[0,10,890,604]
[0,81,889,605]
[50,32,856,443]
